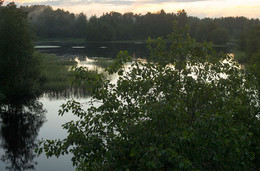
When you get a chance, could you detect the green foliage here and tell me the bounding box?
[75,13,88,38]
[188,18,232,45]
[233,50,247,63]
[37,28,259,170]
[69,66,105,95]
[237,26,260,85]
[244,26,260,56]
[0,3,41,105]
[238,26,260,59]
[209,27,229,45]
[248,52,260,95]
[35,52,76,91]
[106,51,131,74]
[20,5,260,44]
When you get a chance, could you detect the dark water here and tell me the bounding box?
[34,41,230,63]
[0,102,46,170]
[35,42,149,60]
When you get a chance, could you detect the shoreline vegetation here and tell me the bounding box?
[35,52,77,92]
[23,5,258,48]
[34,38,233,47]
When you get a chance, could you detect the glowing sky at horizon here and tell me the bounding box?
[5,0,260,18]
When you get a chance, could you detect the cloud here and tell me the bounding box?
[6,0,260,19]
[13,0,133,6]
[12,0,214,6]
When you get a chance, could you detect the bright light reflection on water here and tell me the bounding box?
[34,46,61,49]
[34,58,116,170]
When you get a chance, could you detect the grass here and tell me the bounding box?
[34,52,77,92]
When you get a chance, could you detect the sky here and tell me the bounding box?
[5,0,260,18]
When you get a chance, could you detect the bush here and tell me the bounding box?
[37,28,260,170]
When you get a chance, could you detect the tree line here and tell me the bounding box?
[21,5,260,45]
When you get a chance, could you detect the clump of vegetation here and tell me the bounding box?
[235,26,260,63]
[37,27,259,170]
[233,50,247,63]
[35,52,76,92]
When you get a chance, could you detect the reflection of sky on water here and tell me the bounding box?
[75,57,134,85]
[36,97,80,171]
[34,45,61,48]
[72,46,85,49]
[34,58,116,170]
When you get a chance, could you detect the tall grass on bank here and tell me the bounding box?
[34,52,76,92]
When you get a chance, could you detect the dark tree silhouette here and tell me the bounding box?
[0,3,41,106]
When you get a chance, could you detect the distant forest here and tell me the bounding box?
[21,5,260,45]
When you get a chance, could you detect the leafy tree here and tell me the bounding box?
[244,26,260,56]
[37,26,259,170]
[23,5,76,38]
[177,9,187,28]
[75,13,88,38]
[209,27,230,45]
[249,53,260,91]
[17,5,260,43]
[237,26,260,63]
[0,3,41,106]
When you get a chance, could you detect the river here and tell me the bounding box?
[0,42,148,171]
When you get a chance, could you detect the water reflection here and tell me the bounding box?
[44,88,89,100]
[0,102,46,170]
[35,42,231,61]
[35,42,149,60]
[43,57,116,100]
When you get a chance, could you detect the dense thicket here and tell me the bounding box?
[22,5,260,45]
[38,27,260,170]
